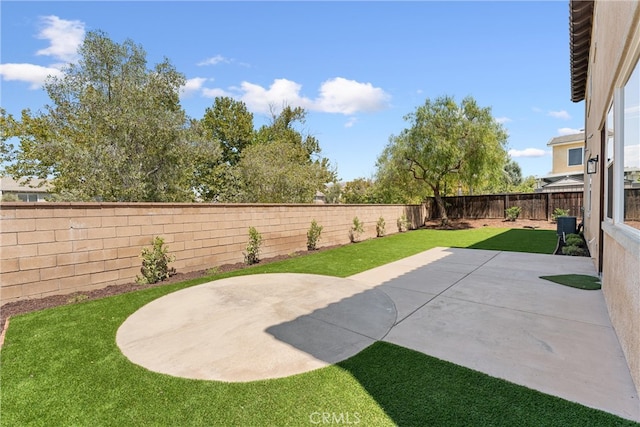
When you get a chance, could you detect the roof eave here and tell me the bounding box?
[569,0,595,103]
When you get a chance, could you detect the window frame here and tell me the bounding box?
[567,147,584,167]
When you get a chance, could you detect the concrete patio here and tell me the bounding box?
[117,247,639,422]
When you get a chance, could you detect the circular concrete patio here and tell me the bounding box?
[116,273,396,382]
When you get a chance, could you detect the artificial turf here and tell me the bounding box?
[540,274,602,290]
[2,228,635,426]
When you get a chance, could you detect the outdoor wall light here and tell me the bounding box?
[587,155,599,174]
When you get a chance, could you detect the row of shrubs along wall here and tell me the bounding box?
[0,202,426,303]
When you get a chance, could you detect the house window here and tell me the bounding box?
[17,193,39,202]
[568,147,583,166]
[622,58,639,228]
[606,104,614,220]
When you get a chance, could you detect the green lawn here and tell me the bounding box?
[2,228,636,426]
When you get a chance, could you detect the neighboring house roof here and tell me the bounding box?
[569,0,594,102]
[540,171,584,181]
[0,176,51,193]
[543,176,584,188]
[547,132,585,147]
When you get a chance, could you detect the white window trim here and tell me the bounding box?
[607,68,640,239]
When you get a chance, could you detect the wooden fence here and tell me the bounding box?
[426,189,640,221]
[425,192,584,220]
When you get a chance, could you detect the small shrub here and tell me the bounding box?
[565,233,585,247]
[505,206,521,221]
[562,245,588,256]
[349,216,364,243]
[376,216,386,237]
[136,236,176,285]
[307,219,323,251]
[206,266,220,276]
[67,293,88,304]
[1,193,20,202]
[552,208,570,222]
[397,214,410,232]
[243,226,263,265]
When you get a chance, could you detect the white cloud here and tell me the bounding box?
[35,16,85,63]
[315,77,389,114]
[495,116,512,124]
[0,63,63,89]
[199,77,390,116]
[180,77,208,98]
[197,55,231,66]
[238,79,313,114]
[548,110,571,120]
[202,87,233,98]
[0,16,83,89]
[558,127,582,136]
[508,148,548,158]
[344,117,358,128]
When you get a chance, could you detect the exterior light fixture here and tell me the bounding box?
[587,155,599,174]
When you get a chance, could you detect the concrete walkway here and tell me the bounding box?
[117,247,639,422]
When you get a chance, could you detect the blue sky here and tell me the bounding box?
[1,1,585,182]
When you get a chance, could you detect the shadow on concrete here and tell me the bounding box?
[264,286,396,365]
[465,228,557,254]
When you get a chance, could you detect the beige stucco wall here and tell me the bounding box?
[602,225,640,395]
[582,0,640,395]
[0,202,425,304]
[551,142,585,175]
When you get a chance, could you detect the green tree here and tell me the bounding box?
[201,97,254,166]
[385,95,508,223]
[374,142,430,204]
[504,158,523,188]
[515,175,538,193]
[481,157,524,194]
[236,139,334,203]
[0,108,17,169]
[184,118,234,202]
[323,181,343,204]
[236,106,335,203]
[7,30,193,202]
[342,178,378,204]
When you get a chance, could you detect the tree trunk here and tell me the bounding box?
[432,185,449,226]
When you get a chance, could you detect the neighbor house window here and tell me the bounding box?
[568,147,583,166]
[17,193,38,202]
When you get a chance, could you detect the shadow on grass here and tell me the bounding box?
[465,228,558,254]
[336,342,637,426]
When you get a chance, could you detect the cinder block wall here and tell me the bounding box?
[0,202,425,303]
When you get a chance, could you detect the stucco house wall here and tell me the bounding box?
[575,0,640,395]
[549,137,585,175]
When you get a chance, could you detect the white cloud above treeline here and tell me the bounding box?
[508,148,548,158]
[0,16,84,89]
[196,77,391,116]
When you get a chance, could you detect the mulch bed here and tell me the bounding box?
[0,219,556,335]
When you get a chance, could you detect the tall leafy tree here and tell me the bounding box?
[193,97,254,201]
[201,97,254,166]
[384,95,508,224]
[236,105,335,203]
[374,141,431,204]
[7,30,193,202]
[0,108,17,171]
[342,178,381,204]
